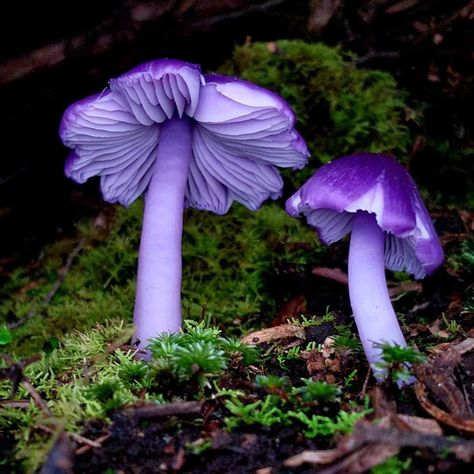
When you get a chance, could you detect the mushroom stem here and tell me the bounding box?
[133,116,193,348]
[348,211,407,372]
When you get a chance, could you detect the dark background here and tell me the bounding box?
[0,0,472,269]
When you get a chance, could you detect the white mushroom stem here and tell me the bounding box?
[133,116,192,349]
[348,211,407,373]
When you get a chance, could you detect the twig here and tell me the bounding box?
[358,366,371,400]
[312,267,348,285]
[21,379,52,416]
[124,400,202,419]
[38,424,107,449]
[8,237,85,329]
[0,400,30,409]
[311,266,421,297]
[75,433,111,456]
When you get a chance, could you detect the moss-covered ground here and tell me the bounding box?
[1,40,473,473]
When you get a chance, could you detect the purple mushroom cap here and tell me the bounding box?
[61,60,308,212]
[286,153,443,379]
[60,58,309,351]
[286,152,443,279]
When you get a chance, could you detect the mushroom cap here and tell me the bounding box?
[286,153,444,278]
[60,59,309,211]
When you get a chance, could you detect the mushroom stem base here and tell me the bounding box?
[133,116,193,350]
[348,211,407,374]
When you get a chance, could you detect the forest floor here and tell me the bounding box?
[1,2,473,472]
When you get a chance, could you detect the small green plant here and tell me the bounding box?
[219,336,260,365]
[343,369,358,388]
[185,439,213,456]
[287,408,370,438]
[0,324,12,346]
[461,240,474,268]
[373,342,426,383]
[441,314,463,337]
[333,324,363,353]
[371,456,412,474]
[224,395,288,430]
[148,321,258,388]
[294,379,341,403]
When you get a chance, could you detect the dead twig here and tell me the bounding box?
[310,266,422,297]
[284,419,474,469]
[123,400,202,419]
[415,383,474,433]
[75,433,111,456]
[38,424,105,449]
[413,337,474,431]
[8,238,86,329]
[21,379,52,417]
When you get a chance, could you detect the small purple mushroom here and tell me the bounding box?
[60,59,308,349]
[286,153,443,377]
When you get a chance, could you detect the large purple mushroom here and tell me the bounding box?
[60,59,309,349]
[286,153,443,377]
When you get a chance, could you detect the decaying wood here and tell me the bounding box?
[414,337,474,432]
[415,383,474,434]
[123,400,203,419]
[284,418,474,470]
[241,324,305,345]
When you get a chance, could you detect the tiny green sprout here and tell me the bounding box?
[288,314,319,327]
[295,378,341,403]
[219,337,259,365]
[462,287,474,315]
[288,308,335,328]
[373,342,426,384]
[343,369,358,388]
[185,439,212,456]
[148,333,182,371]
[442,313,463,337]
[461,240,474,268]
[42,337,59,355]
[287,408,370,438]
[224,394,287,430]
[115,351,151,388]
[148,321,257,388]
[370,456,412,474]
[286,346,301,359]
[173,342,228,381]
[86,378,127,413]
[212,383,245,400]
[333,324,363,353]
[305,341,319,351]
[181,320,222,344]
[0,324,12,346]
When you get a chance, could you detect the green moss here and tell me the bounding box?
[218,40,411,177]
[182,202,321,330]
[0,319,256,471]
[1,40,417,357]
[1,201,319,356]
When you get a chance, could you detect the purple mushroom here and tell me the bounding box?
[60,59,308,349]
[286,153,443,377]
